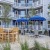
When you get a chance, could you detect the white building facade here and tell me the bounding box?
[0,0,50,35]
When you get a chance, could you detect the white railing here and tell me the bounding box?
[36,13,43,17]
[14,14,26,19]
[18,15,26,18]
[0,25,15,28]
[0,0,14,4]
[14,2,34,7]
[33,0,43,8]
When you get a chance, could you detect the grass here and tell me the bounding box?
[29,41,49,50]
[20,41,29,50]
[3,42,11,50]
[21,41,50,50]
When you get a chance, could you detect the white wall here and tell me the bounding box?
[42,0,49,30]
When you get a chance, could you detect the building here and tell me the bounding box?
[12,0,50,35]
[0,0,50,42]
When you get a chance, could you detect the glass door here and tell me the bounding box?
[19,0,25,3]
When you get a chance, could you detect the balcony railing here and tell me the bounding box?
[36,13,43,17]
[0,25,15,28]
[14,2,34,7]
[33,0,43,8]
[0,0,14,4]
[14,0,43,8]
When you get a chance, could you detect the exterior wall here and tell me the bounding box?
[13,0,50,34]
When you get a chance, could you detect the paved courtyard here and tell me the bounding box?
[10,35,50,50]
[0,35,50,50]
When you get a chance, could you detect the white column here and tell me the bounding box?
[35,21,38,35]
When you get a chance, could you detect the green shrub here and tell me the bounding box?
[3,42,11,50]
[29,41,49,50]
[21,41,29,50]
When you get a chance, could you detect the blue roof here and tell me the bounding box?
[29,15,46,21]
[16,17,28,22]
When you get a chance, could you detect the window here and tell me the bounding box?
[33,0,39,2]
[38,0,41,4]
[48,21,50,24]
[48,21,50,28]
[36,8,43,14]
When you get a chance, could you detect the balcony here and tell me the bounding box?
[0,0,14,4]
[13,0,43,8]
[33,0,43,8]
[13,2,34,9]
[36,13,43,17]
[12,14,26,20]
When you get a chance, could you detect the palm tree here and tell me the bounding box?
[1,3,11,28]
[29,7,36,17]
[28,7,36,34]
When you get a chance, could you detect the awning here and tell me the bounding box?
[29,15,46,21]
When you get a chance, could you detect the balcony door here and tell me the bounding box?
[19,10,25,18]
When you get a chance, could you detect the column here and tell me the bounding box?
[17,11,18,18]
[26,9,27,18]
[34,21,39,36]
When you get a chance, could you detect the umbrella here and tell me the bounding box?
[29,15,46,21]
[16,17,28,22]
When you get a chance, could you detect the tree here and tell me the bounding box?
[0,3,12,42]
[29,7,36,17]
[1,3,11,28]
